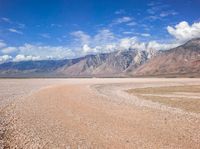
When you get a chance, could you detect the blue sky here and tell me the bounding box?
[0,0,200,61]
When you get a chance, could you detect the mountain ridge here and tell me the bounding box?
[132,38,200,77]
[0,38,199,78]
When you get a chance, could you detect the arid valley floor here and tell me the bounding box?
[0,78,200,148]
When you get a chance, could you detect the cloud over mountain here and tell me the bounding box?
[1,47,18,54]
[167,21,200,42]
[0,55,12,63]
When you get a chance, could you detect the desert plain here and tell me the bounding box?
[0,78,200,149]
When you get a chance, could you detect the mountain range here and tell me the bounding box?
[0,38,199,78]
[132,38,200,77]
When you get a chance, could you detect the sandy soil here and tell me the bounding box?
[127,85,200,113]
[0,78,200,148]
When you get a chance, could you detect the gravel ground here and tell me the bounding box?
[0,78,200,148]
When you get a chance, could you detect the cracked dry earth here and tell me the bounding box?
[0,78,200,149]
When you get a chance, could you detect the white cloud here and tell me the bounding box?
[130,41,146,51]
[146,41,179,51]
[17,23,26,29]
[126,21,137,26]
[119,37,137,50]
[93,29,115,45]
[146,2,177,21]
[147,6,161,15]
[160,10,177,17]
[104,44,116,52]
[117,37,178,53]
[82,44,98,54]
[8,28,23,34]
[141,33,151,37]
[115,9,126,15]
[18,44,75,59]
[147,15,161,21]
[1,17,12,23]
[1,47,18,54]
[81,44,116,55]
[0,40,7,48]
[71,30,91,45]
[39,33,51,38]
[69,27,181,57]
[112,16,132,25]
[167,21,200,42]
[147,10,177,21]
[0,55,12,63]
[123,31,133,35]
[50,24,62,27]
[0,44,76,62]
[147,2,160,7]
[13,55,40,62]
[147,3,169,15]
[78,29,116,55]
[70,29,116,55]
[117,37,151,51]
[71,29,119,55]
[82,44,91,53]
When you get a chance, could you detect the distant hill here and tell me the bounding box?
[132,38,200,77]
[0,38,199,78]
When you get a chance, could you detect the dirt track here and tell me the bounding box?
[0,78,200,148]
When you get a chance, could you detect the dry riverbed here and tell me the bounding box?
[0,78,200,148]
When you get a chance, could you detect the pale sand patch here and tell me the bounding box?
[127,85,200,113]
[140,93,200,99]
[1,78,200,148]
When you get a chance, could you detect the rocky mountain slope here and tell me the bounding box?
[132,38,200,77]
[57,49,148,77]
